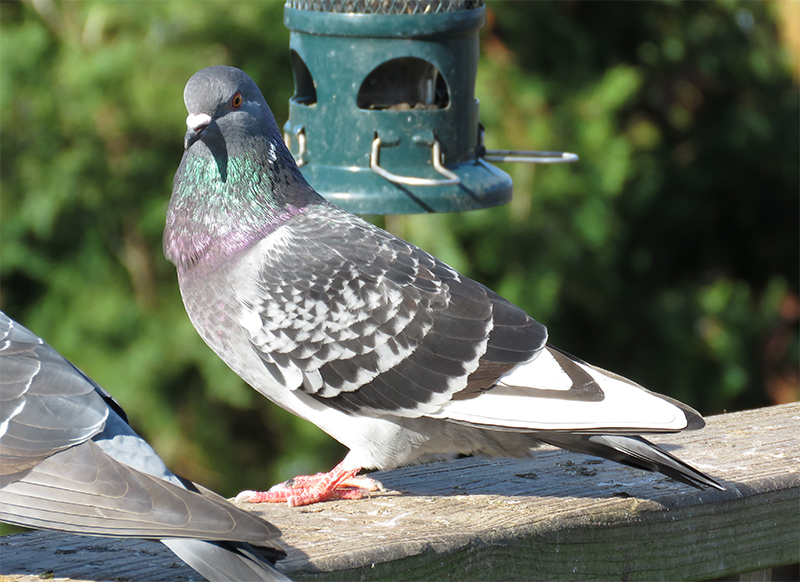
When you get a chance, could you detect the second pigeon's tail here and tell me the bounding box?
[162,539,291,582]
[538,433,724,491]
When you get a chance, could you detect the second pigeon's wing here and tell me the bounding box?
[1,315,108,474]
[0,438,281,542]
[0,313,282,547]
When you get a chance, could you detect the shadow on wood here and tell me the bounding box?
[1,403,798,581]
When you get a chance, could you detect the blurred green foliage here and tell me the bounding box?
[1,0,797,508]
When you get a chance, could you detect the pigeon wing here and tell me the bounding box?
[242,205,547,417]
[0,438,282,542]
[0,315,108,474]
[0,313,283,543]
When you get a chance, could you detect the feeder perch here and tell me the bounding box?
[283,0,576,215]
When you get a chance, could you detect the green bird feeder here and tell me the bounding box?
[283,0,576,215]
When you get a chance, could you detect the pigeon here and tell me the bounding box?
[164,65,723,507]
[0,312,291,582]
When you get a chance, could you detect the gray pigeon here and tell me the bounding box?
[0,312,291,582]
[164,66,722,507]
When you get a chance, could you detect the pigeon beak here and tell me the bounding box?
[184,113,213,150]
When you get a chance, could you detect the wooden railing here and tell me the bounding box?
[1,402,798,581]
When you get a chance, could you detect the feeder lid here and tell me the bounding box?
[285,0,486,38]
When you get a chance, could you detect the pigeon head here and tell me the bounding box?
[182,66,272,152]
[165,66,322,270]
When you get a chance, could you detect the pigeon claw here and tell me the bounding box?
[235,462,383,507]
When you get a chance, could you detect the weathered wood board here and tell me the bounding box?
[1,403,798,581]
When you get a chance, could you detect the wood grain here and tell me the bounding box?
[1,403,798,581]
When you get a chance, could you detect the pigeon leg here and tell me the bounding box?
[236,461,382,507]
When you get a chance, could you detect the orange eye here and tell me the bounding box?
[231,92,243,108]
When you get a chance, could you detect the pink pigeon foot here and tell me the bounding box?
[235,461,383,507]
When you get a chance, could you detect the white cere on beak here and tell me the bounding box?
[186,113,213,131]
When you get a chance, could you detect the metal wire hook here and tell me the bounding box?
[483,150,579,164]
[370,136,460,186]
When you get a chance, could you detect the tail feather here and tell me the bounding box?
[539,433,724,491]
[162,539,291,582]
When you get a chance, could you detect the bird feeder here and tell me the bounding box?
[283,0,576,215]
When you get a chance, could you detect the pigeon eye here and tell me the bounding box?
[231,92,243,109]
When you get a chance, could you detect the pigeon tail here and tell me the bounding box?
[539,433,724,490]
[162,539,291,582]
